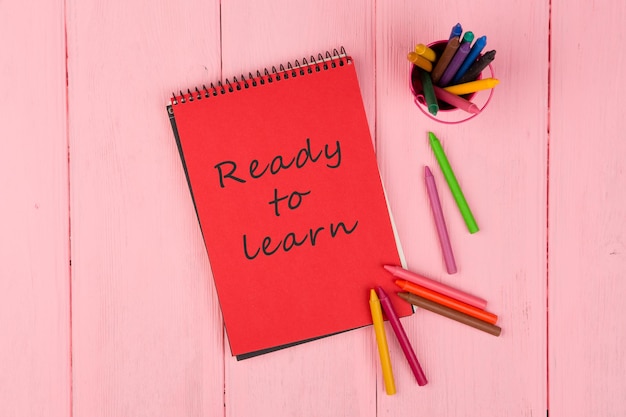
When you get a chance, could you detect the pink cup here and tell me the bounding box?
[409,40,495,124]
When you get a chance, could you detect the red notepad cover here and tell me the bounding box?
[170,54,411,358]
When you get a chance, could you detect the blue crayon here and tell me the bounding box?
[449,23,462,40]
[451,35,487,84]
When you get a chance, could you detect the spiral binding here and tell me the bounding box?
[171,47,349,105]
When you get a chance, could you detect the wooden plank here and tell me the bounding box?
[375,2,549,415]
[0,1,71,416]
[219,1,378,416]
[66,1,224,415]
[549,2,626,415]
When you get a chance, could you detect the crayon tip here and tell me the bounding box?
[394,279,406,288]
[369,288,378,302]
[396,292,411,302]
[450,23,463,38]
[428,131,438,143]
[427,104,438,116]
[383,265,398,274]
[468,104,481,114]
[424,166,433,177]
[376,286,389,300]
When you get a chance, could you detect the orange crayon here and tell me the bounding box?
[394,279,498,325]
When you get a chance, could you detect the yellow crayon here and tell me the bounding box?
[443,78,500,95]
[415,43,436,62]
[369,289,396,395]
[407,52,433,72]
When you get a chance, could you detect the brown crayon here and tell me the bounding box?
[430,36,461,84]
[397,292,501,337]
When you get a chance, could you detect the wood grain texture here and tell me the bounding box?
[375,1,548,415]
[219,1,378,416]
[6,0,626,416]
[66,1,224,415]
[0,1,71,416]
[549,1,626,415]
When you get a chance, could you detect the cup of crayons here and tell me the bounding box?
[408,23,498,124]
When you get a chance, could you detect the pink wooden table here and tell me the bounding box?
[1,1,625,416]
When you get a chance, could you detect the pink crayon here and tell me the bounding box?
[383,265,487,310]
[425,166,457,274]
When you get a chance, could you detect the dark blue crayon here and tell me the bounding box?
[449,23,462,40]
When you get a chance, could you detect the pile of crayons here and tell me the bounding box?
[369,130,500,394]
[369,265,501,395]
[408,23,499,115]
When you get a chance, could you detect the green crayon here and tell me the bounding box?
[419,69,438,116]
[428,132,479,233]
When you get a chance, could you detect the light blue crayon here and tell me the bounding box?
[449,23,462,40]
[451,35,487,84]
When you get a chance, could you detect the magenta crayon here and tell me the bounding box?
[383,265,487,310]
[438,41,471,86]
[376,287,428,386]
[425,166,457,274]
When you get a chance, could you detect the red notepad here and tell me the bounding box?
[168,48,411,359]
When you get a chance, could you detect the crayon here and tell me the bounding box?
[449,23,462,40]
[377,287,428,386]
[424,166,457,274]
[443,78,499,95]
[432,85,480,114]
[430,36,461,84]
[395,279,498,325]
[428,132,479,233]
[451,35,487,85]
[460,31,474,45]
[419,69,438,116]
[383,265,487,310]
[407,52,433,72]
[369,289,396,395]
[438,41,471,86]
[397,292,501,337]
[456,50,496,84]
[415,43,436,62]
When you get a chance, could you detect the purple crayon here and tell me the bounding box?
[438,41,471,86]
